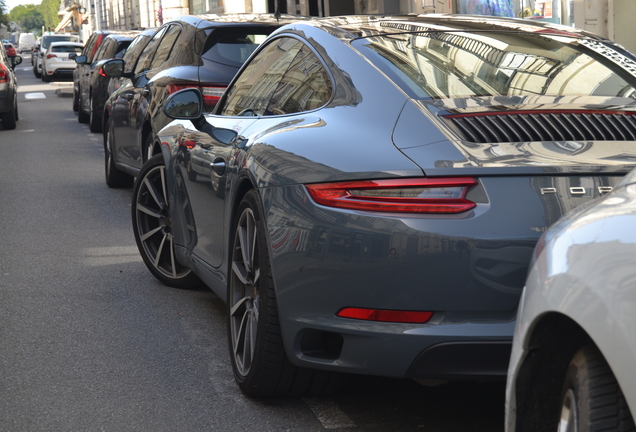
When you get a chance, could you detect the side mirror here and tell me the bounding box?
[164,88,204,120]
[101,58,125,77]
[11,56,22,67]
[69,53,79,61]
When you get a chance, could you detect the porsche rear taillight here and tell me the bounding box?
[305,178,477,213]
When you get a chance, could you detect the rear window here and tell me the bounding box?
[352,31,636,100]
[42,36,79,49]
[201,28,271,68]
[52,45,83,53]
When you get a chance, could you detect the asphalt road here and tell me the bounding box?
[0,58,506,432]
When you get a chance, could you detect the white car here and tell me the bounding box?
[41,41,83,82]
[506,169,636,431]
[33,33,80,78]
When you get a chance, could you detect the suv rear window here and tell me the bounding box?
[201,28,270,67]
[52,45,83,53]
[42,36,79,49]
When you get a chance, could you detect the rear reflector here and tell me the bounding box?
[337,307,433,323]
[305,178,477,213]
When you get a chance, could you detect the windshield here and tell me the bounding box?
[351,32,636,101]
[42,36,79,49]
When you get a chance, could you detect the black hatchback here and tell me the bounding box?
[102,14,302,188]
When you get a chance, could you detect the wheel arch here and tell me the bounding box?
[513,312,592,431]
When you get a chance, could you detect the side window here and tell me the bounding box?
[221,37,303,117]
[82,35,97,58]
[115,41,131,59]
[93,38,112,61]
[266,45,332,115]
[134,27,167,75]
[150,25,182,69]
[123,35,150,74]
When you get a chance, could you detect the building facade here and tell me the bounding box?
[56,0,636,55]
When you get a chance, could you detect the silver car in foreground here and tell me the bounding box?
[506,169,636,431]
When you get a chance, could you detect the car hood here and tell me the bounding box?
[393,97,636,177]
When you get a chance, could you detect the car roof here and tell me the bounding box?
[167,13,307,28]
[277,14,605,42]
[49,41,84,47]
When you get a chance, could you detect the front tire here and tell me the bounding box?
[89,95,102,133]
[132,154,201,289]
[228,190,343,397]
[558,344,635,432]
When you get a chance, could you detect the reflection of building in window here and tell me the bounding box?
[358,31,636,101]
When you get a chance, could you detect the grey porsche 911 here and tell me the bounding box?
[131,14,636,397]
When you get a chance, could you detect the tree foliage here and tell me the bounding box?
[9,4,45,34]
[39,0,61,32]
[0,0,9,26]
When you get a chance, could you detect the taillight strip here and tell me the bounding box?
[305,178,477,214]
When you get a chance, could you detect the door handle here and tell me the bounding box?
[210,160,226,175]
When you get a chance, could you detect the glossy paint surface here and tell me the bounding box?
[506,170,636,430]
[104,14,300,178]
[154,15,636,379]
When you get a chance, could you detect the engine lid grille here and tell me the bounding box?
[445,110,636,144]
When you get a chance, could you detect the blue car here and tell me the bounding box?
[132,14,636,396]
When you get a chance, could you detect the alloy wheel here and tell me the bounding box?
[229,207,261,377]
[134,163,190,280]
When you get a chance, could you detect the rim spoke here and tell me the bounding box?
[159,166,168,203]
[232,261,250,285]
[237,224,251,273]
[249,216,257,272]
[234,309,249,358]
[144,175,166,209]
[137,203,162,219]
[253,267,260,286]
[140,225,163,242]
[243,310,253,371]
[153,233,168,268]
[168,237,177,278]
[230,296,250,318]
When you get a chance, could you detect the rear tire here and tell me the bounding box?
[104,123,133,188]
[72,87,79,112]
[1,95,18,130]
[228,190,344,397]
[78,91,89,123]
[42,72,51,82]
[89,95,102,133]
[558,344,635,432]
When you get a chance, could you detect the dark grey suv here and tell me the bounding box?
[101,14,303,188]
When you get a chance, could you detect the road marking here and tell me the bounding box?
[304,398,356,429]
[24,92,46,100]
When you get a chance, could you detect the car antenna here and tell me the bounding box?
[274,0,281,21]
